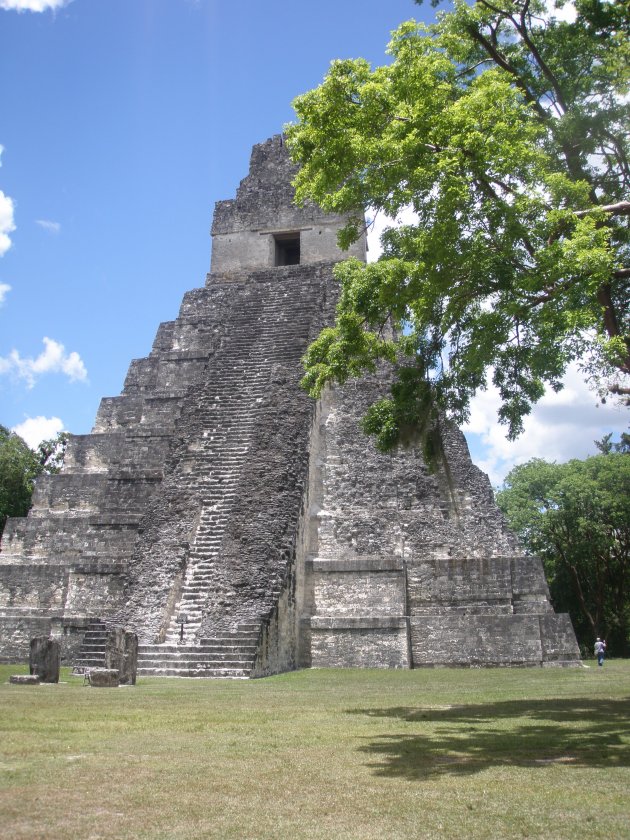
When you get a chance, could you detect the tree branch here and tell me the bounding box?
[455,58,494,79]
[515,2,568,113]
[575,201,630,218]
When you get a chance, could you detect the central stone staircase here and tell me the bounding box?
[137,623,260,678]
[124,265,326,677]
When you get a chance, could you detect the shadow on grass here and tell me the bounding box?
[348,698,630,779]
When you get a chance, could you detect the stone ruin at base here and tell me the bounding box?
[0,136,580,677]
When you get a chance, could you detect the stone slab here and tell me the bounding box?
[29,636,60,683]
[105,628,138,685]
[312,556,404,573]
[88,668,120,687]
[310,616,408,630]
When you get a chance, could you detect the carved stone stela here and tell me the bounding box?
[0,137,580,676]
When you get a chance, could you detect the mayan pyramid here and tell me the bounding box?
[0,136,580,676]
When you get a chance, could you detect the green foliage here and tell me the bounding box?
[594,429,630,453]
[287,0,629,447]
[36,431,70,474]
[0,425,42,532]
[0,428,69,533]
[496,454,630,654]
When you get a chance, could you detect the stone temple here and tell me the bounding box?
[0,136,580,676]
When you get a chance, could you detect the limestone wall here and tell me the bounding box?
[211,137,365,273]
[302,372,579,667]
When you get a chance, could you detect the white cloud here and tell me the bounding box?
[0,336,88,388]
[463,364,629,486]
[12,415,64,449]
[0,282,10,305]
[548,1,577,24]
[0,145,4,165]
[0,0,71,11]
[0,190,16,257]
[36,219,61,234]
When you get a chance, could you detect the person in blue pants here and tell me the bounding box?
[594,637,607,666]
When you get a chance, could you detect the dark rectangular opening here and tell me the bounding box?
[274,232,300,266]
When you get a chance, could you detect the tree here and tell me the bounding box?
[0,426,42,533]
[0,428,69,534]
[496,454,630,655]
[286,0,629,451]
[594,430,630,453]
[36,431,70,474]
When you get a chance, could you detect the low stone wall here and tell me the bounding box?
[0,615,53,663]
[0,563,66,610]
[411,614,545,666]
[310,617,410,668]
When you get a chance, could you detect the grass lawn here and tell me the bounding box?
[0,662,628,839]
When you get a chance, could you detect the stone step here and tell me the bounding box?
[202,634,260,643]
[139,658,256,669]
[138,645,256,665]
[137,627,260,678]
[73,657,106,667]
[186,646,258,656]
[179,592,212,600]
[137,667,250,679]
[139,639,259,655]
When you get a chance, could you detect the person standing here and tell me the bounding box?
[594,637,607,666]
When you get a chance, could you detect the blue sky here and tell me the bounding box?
[0,0,627,486]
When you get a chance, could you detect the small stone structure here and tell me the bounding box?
[0,136,580,675]
[9,674,40,685]
[29,636,60,683]
[87,668,120,688]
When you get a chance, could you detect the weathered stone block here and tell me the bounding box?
[29,636,60,683]
[313,567,406,617]
[88,668,120,687]
[105,628,138,685]
[9,674,40,685]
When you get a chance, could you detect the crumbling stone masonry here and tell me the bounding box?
[0,136,580,675]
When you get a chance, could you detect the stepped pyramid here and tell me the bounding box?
[0,136,579,675]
